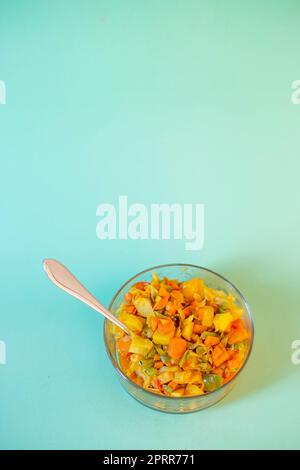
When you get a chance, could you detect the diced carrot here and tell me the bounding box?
[154,361,164,369]
[117,335,131,355]
[228,349,236,359]
[231,319,243,329]
[166,301,177,315]
[227,357,241,369]
[213,352,229,367]
[212,344,225,359]
[154,296,169,310]
[168,381,178,390]
[158,286,170,297]
[183,306,192,317]
[124,305,136,314]
[228,327,248,345]
[223,373,235,384]
[157,318,175,334]
[227,350,242,369]
[167,280,180,290]
[204,335,220,347]
[119,353,131,370]
[171,291,184,303]
[153,354,160,361]
[212,344,229,367]
[193,323,204,334]
[150,317,159,331]
[212,367,224,377]
[132,281,149,290]
[168,337,187,360]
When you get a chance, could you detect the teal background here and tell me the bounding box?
[1,0,300,450]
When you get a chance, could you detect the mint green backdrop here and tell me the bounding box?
[1,1,300,450]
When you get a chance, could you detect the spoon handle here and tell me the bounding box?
[43,259,131,335]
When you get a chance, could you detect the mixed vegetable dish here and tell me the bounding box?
[113,274,250,397]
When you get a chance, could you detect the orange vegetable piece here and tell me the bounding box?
[212,344,229,367]
[166,301,177,315]
[154,361,164,369]
[168,380,178,390]
[117,335,131,355]
[223,373,235,384]
[132,281,149,290]
[167,280,180,290]
[124,305,136,314]
[231,319,243,329]
[204,335,220,347]
[124,292,133,304]
[193,324,203,334]
[171,290,184,303]
[228,357,242,370]
[157,318,175,334]
[228,327,248,345]
[154,295,169,310]
[150,317,159,331]
[183,306,192,317]
[168,337,187,360]
[158,286,170,297]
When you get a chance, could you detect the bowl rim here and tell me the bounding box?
[104,263,254,401]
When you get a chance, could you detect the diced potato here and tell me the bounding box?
[171,388,185,397]
[129,336,153,356]
[185,384,204,396]
[213,313,233,332]
[181,278,204,301]
[174,371,202,384]
[152,330,174,345]
[181,316,194,341]
[119,312,144,333]
[230,305,244,320]
[202,306,214,327]
[133,297,154,317]
[111,323,125,339]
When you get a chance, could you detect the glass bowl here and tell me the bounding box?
[104,264,254,413]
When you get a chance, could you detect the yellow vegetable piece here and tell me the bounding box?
[119,312,144,333]
[152,330,174,345]
[182,321,194,341]
[133,297,154,317]
[171,388,185,397]
[181,278,204,301]
[213,313,233,332]
[230,305,244,320]
[157,371,174,384]
[202,306,214,327]
[185,384,204,396]
[129,336,153,356]
[182,322,193,341]
[174,371,202,384]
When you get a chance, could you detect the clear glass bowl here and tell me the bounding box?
[104,264,254,413]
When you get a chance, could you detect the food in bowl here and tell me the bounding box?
[112,272,250,397]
